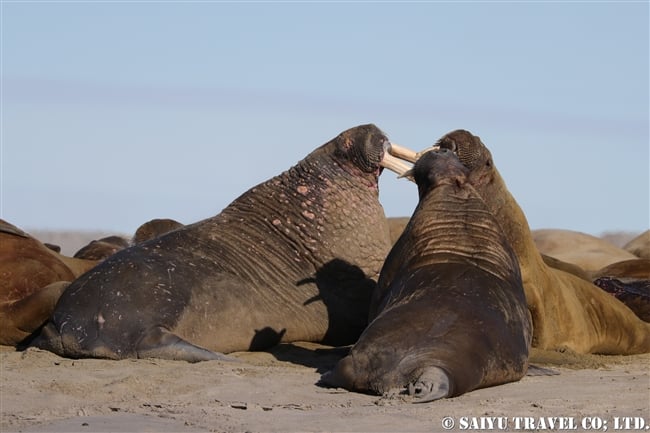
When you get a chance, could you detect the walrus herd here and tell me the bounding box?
[2,124,648,403]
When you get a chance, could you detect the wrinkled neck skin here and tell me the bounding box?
[192,148,391,288]
[410,183,519,282]
[475,169,544,274]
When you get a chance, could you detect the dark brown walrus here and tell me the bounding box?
[0,220,99,346]
[321,149,532,402]
[30,124,413,361]
[398,130,650,354]
[593,277,650,322]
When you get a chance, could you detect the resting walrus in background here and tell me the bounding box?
[30,124,413,361]
[624,230,650,259]
[532,228,638,273]
[321,149,532,402]
[72,236,130,261]
[0,220,99,346]
[393,130,649,354]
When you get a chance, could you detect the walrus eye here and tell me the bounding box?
[441,139,457,153]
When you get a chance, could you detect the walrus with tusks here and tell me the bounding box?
[321,149,532,402]
[29,124,413,361]
[392,130,650,354]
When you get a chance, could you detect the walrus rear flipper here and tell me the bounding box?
[136,326,238,363]
[408,367,451,403]
[24,320,64,354]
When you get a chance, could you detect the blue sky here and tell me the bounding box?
[2,1,648,237]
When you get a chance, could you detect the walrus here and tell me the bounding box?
[72,220,184,261]
[73,236,130,261]
[0,220,99,346]
[30,124,413,361]
[532,228,638,273]
[624,230,650,260]
[593,277,649,322]
[392,130,650,354]
[321,149,532,402]
[591,258,650,281]
[591,258,650,322]
[539,254,591,282]
[132,218,184,244]
[72,219,185,261]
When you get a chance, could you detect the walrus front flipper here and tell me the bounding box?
[407,367,451,403]
[10,282,71,349]
[136,326,238,363]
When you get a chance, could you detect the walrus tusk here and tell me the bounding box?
[383,142,444,181]
[390,142,441,163]
[397,168,414,182]
[416,144,440,157]
[380,152,413,178]
[388,143,419,163]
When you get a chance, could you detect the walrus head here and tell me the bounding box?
[433,130,496,188]
[412,149,470,200]
[435,130,491,169]
[328,124,412,178]
[392,130,494,186]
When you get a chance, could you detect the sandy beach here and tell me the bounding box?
[1,342,648,433]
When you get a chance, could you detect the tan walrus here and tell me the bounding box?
[0,220,99,346]
[532,228,638,273]
[624,230,650,260]
[391,131,650,354]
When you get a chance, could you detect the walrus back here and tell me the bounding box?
[325,263,531,397]
[29,235,202,359]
